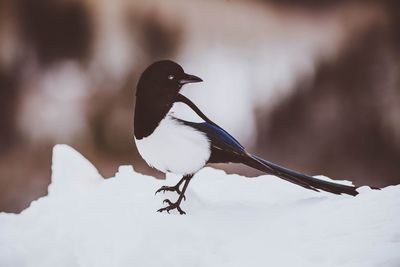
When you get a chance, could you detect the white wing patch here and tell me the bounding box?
[168,101,205,123]
[134,110,211,175]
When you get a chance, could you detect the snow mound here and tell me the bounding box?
[0,145,399,267]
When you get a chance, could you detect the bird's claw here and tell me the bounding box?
[163,199,173,205]
[155,185,182,195]
[155,185,185,200]
[157,200,186,215]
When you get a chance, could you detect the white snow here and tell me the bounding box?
[0,145,399,267]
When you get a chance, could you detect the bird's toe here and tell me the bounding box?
[163,199,173,205]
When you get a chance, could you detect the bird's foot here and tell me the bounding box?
[155,185,186,200]
[157,199,186,215]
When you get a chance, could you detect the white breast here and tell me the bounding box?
[134,105,211,175]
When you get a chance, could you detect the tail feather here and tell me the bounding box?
[244,154,359,196]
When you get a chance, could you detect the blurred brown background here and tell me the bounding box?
[0,0,399,212]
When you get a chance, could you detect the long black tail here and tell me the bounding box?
[243,154,359,196]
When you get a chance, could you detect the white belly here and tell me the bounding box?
[134,115,211,175]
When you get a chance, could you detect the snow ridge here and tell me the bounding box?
[0,145,399,267]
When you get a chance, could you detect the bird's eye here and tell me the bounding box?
[168,75,174,80]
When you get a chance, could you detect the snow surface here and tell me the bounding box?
[0,145,399,267]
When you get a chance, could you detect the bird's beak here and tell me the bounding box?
[179,73,203,85]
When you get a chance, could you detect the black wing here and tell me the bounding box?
[174,94,247,162]
[174,94,360,196]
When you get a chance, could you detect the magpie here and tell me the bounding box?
[134,60,359,214]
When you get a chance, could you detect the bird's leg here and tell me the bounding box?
[157,174,193,215]
[155,176,186,198]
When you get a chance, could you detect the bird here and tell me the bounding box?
[134,60,359,214]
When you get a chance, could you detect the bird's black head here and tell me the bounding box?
[134,60,202,139]
[136,60,203,99]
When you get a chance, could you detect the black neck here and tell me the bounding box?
[134,93,212,139]
[134,92,174,139]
